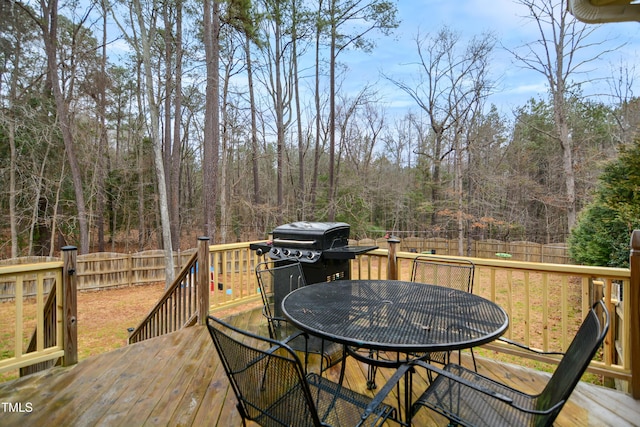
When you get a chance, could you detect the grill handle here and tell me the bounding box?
[272,238,317,246]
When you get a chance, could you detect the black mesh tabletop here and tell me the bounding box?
[281,279,509,353]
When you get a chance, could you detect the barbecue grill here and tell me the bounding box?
[250,222,378,284]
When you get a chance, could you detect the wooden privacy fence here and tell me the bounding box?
[0,238,569,300]
[1,248,218,300]
[358,237,570,263]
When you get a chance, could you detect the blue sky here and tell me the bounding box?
[341,0,640,118]
[100,0,640,120]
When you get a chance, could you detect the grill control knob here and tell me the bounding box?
[282,249,290,256]
[305,251,315,260]
[271,248,280,256]
[293,250,302,258]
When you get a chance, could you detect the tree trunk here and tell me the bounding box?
[274,1,285,224]
[171,0,184,250]
[8,54,19,257]
[203,0,220,240]
[96,1,109,252]
[455,135,464,256]
[136,62,146,251]
[328,1,337,221]
[554,85,576,231]
[132,0,175,286]
[311,0,323,220]
[220,50,230,242]
[292,0,305,220]
[49,158,65,257]
[246,33,261,207]
[39,0,90,254]
[9,118,18,258]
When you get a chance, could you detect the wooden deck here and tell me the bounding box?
[0,307,638,426]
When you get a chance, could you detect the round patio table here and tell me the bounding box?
[281,279,509,354]
[281,279,509,423]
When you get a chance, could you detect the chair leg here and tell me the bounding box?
[367,364,378,390]
[366,350,378,390]
[237,403,249,427]
[337,346,347,386]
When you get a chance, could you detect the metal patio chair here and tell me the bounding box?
[255,261,345,374]
[206,315,398,427]
[408,300,609,427]
[359,256,478,389]
[410,255,477,370]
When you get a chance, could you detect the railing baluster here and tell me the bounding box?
[561,275,569,350]
[541,273,549,351]
[629,230,640,398]
[523,271,530,346]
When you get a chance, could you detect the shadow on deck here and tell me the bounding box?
[0,306,638,426]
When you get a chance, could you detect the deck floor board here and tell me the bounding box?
[0,307,637,426]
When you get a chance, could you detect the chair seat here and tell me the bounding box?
[413,363,539,427]
[410,300,608,427]
[256,373,395,426]
[256,262,345,374]
[273,320,345,373]
[206,315,398,427]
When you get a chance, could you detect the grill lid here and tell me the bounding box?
[272,222,350,251]
[250,221,377,263]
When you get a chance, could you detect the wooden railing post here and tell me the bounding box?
[387,235,401,280]
[629,230,640,399]
[62,246,78,366]
[198,237,210,325]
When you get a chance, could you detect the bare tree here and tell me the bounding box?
[257,0,295,224]
[607,60,639,143]
[95,0,110,252]
[385,27,495,247]
[324,0,398,221]
[126,0,175,285]
[17,0,91,254]
[511,0,617,232]
[1,3,31,257]
[203,0,221,241]
[245,31,261,206]
[164,0,184,251]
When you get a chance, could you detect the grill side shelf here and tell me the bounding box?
[322,245,378,259]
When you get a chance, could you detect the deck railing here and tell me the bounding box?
[127,238,263,343]
[0,247,77,376]
[357,236,639,399]
[128,238,211,344]
[1,234,638,400]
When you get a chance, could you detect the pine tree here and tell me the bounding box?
[569,139,640,267]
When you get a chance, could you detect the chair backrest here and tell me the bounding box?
[410,256,475,293]
[206,315,323,426]
[535,300,609,426]
[255,262,307,337]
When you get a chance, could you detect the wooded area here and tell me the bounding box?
[1,0,638,264]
